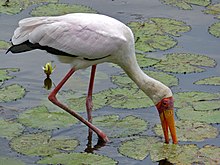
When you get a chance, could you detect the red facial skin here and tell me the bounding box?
[156,97,178,144]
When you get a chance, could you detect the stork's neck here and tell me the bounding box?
[121,58,173,105]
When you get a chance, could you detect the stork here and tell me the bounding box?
[7,13,177,144]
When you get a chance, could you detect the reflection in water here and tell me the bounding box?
[43,77,52,90]
[84,130,107,153]
[158,159,173,165]
[2,0,10,7]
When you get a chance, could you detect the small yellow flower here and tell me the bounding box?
[42,62,56,77]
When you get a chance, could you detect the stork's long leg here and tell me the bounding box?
[48,67,109,143]
[86,65,97,123]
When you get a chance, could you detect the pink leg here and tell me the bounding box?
[48,68,109,143]
[86,65,97,123]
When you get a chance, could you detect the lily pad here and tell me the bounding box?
[37,152,117,165]
[160,0,211,10]
[31,3,97,16]
[203,3,220,16]
[0,84,25,102]
[0,68,19,85]
[18,106,78,130]
[93,115,148,138]
[97,88,154,109]
[0,118,24,140]
[135,34,177,52]
[154,53,216,73]
[0,157,25,165]
[150,143,199,163]
[111,70,178,89]
[119,137,220,163]
[198,145,220,164]
[154,120,218,141]
[193,100,220,111]
[177,107,220,123]
[174,91,220,109]
[118,136,159,160]
[10,132,79,156]
[194,76,220,85]
[150,143,220,164]
[128,18,190,52]
[0,0,58,15]
[136,54,160,68]
[174,91,220,123]
[65,91,106,113]
[149,17,191,37]
[0,40,11,50]
[208,22,220,38]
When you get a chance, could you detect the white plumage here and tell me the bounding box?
[12,13,127,64]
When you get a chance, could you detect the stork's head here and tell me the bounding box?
[156,96,178,144]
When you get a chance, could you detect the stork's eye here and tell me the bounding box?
[163,102,167,105]
[162,101,168,107]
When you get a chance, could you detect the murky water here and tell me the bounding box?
[0,0,219,164]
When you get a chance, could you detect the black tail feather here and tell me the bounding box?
[6,40,108,61]
[6,41,36,54]
[6,40,76,57]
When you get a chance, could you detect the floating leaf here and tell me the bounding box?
[66,91,106,112]
[174,91,220,108]
[100,88,153,109]
[208,22,220,38]
[154,53,216,73]
[177,107,220,123]
[154,120,218,141]
[0,157,25,165]
[203,3,220,16]
[31,3,97,16]
[0,118,24,140]
[160,0,211,10]
[193,100,220,111]
[198,145,220,164]
[37,152,117,165]
[0,0,58,15]
[136,54,160,68]
[128,18,190,52]
[150,143,199,163]
[0,68,19,86]
[150,143,220,164]
[119,137,220,163]
[174,91,220,123]
[149,17,191,37]
[129,18,190,37]
[194,76,220,85]
[41,90,85,113]
[0,40,11,50]
[93,115,148,138]
[118,136,159,160]
[111,70,178,89]
[0,84,25,102]
[18,106,78,130]
[135,34,177,52]
[10,132,79,156]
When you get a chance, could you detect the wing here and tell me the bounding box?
[12,14,127,60]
